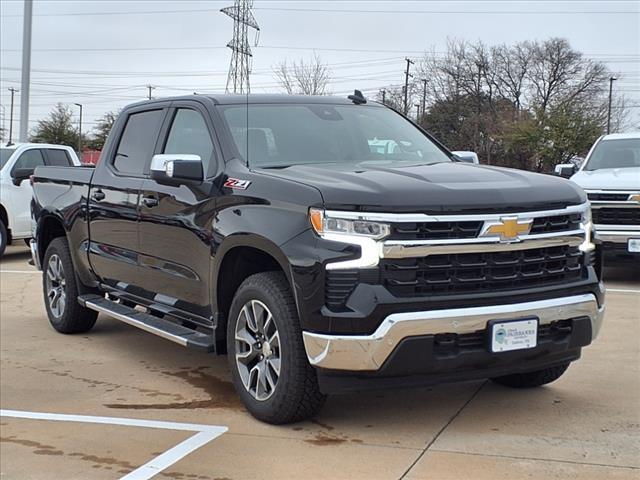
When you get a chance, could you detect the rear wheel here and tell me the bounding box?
[42,237,98,334]
[227,271,326,424]
[491,363,570,388]
[0,221,7,258]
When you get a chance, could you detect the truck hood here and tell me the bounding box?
[571,167,640,191]
[257,162,586,213]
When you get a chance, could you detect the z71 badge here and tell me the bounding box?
[224,178,252,190]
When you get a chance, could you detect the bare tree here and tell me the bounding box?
[273,53,331,95]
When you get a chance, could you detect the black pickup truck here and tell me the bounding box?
[31,93,605,424]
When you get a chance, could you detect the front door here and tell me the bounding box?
[137,103,221,318]
[88,106,168,292]
[8,148,45,237]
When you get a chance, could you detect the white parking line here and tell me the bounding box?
[0,270,40,274]
[0,409,227,480]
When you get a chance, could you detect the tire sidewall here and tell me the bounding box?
[42,239,75,330]
[226,278,302,420]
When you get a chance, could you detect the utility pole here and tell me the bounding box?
[19,0,33,142]
[8,87,18,144]
[421,78,427,121]
[415,104,421,121]
[403,58,414,115]
[146,85,155,100]
[607,77,617,134]
[221,0,260,94]
[74,103,83,154]
[380,89,386,105]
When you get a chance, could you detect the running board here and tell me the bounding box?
[79,294,214,352]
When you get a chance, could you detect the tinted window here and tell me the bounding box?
[221,104,451,168]
[46,149,73,166]
[0,148,14,169]
[114,109,164,175]
[584,138,640,170]
[164,109,215,174]
[13,149,45,171]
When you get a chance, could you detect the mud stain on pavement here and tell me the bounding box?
[104,366,242,411]
[309,419,335,431]
[1,436,63,455]
[304,433,347,446]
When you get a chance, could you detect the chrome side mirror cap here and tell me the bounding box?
[150,154,203,184]
[451,151,479,164]
[554,163,576,178]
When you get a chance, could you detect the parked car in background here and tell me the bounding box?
[0,143,81,257]
[556,133,640,258]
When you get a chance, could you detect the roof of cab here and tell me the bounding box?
[601,132,640,141]
[127,93,383,108]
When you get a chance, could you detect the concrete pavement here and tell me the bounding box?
[1,245,638,479]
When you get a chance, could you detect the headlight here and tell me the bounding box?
[309,208,391,240]
[579,205,595,252]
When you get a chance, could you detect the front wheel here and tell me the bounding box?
[227,271,326,424]
[42,237,98,334]
[490,363,570,388]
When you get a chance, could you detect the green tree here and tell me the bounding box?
[30,103,80,148]
[87,110,119,150]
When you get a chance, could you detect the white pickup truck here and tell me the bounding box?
[556,133,640,257]
[0,143,81,257]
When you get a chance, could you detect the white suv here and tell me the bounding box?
[0,143,81,257]
[556,133,640,257]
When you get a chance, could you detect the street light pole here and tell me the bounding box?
[19,0,33,142]
[607,77,617,134]
[74,103,83,154]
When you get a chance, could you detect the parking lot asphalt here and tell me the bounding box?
[1,244,639,480]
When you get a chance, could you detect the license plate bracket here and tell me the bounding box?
[488,317,538,353]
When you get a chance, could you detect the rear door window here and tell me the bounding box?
[114,109,164,175]
[45,149,73,166]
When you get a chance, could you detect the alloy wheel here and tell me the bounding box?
[234,300,281,401]
[45,254,66,318]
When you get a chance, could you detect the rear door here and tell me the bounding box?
[88,105,168,292]
[43,148,74,167]
[137,101,222,318]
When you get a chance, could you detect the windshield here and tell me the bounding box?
[221,104,451,168]
[584,138,640,171]
[0,148,15,170]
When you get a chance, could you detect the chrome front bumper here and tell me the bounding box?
[596,228,640,245]
[302,293,605,371]
[30,239,41,270]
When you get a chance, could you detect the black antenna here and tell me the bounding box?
[348,89,367,105]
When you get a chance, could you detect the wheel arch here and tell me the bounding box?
[212,235,296,353]
[36,214,68,267]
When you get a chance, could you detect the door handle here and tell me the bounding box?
[92,190,105,201]
[142,195,159,207]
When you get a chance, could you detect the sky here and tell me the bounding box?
[0,0,639,141]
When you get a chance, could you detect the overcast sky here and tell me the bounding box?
[1,0,638,139]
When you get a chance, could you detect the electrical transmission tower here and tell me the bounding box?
[221,0,260,94]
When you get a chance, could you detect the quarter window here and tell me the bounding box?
[114,109,164,175]
[164,109,215,175]
[46,149,73,166]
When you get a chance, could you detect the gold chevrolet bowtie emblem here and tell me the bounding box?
[485,217,533,241]
[629,194,640,203]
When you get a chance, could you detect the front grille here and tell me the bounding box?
[380,245,584,297]
[592,208,640,225]
[588,193,630,202]
[390,221,482,240]
[434,319,573,354]
[530,213,581,234]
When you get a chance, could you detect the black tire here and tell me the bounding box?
[491,363,570,388]
[227,271,326,424]
[0,221,7,258]
[42,237,98,334]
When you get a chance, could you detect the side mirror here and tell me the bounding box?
[150,154,203,185]
[11,167,35,186]
[554,163,576,178]
[451,151,479,164]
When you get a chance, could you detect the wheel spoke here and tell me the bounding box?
[251,301,266,334]
[267,357,281,376]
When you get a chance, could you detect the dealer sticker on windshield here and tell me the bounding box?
[490,318,538,353]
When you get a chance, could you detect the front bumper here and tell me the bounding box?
[302,293,604,372]
[30,239,41,270]
[596,228,640,245]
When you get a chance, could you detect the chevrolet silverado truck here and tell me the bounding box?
[557,133,640,258]
[31,93,605,424]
